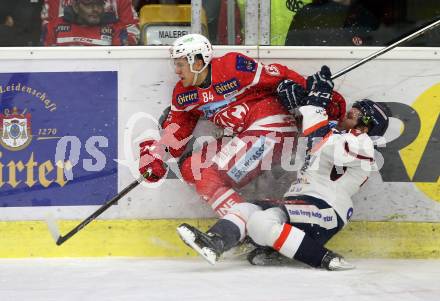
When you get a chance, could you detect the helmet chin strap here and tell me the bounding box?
[191,72,199,86]
[189,59,209,86]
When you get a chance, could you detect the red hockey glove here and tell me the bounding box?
[138,140,168,182]
[327,92,347,122]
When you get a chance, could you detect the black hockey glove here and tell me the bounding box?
[276,79,308,112]
[305,65,334,108]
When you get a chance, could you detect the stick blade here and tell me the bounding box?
[45,213,62,245]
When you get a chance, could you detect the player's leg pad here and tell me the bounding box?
[177,223,224,265]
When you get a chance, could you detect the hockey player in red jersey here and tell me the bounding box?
[138,34,346,219]
[43,0,132,46]
[41,0,139,45]
[177,65,391,271]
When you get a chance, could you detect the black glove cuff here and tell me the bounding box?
[276,80,307,112]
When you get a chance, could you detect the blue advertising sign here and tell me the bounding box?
[0,72,118,207]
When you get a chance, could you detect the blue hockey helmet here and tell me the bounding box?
[352,99,390,137]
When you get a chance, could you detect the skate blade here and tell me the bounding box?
[177,226,217,265]
[328,260,356,271]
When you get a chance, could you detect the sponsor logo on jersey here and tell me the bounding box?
[101,35,112,42]
[213,78,240,95]
[264,65,281,76]
[227,136,276,183]
[285,204,338,229]
[101,26,113,35]
[72,37,94,43]
[213,103,248,132]
[56,24,71,32]
[197,99,231,118]
[176,90,199,107]
[236,55,256,72]
[314,107,328,117]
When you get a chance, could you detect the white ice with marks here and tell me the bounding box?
[0,258,439,301]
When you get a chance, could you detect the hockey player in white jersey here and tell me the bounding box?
[177,65,391,271]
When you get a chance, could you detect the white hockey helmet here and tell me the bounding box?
[170,34,213,74]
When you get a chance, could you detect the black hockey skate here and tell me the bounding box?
[247,247,294,266]
[320,251,355,271]
[177,223,224,265]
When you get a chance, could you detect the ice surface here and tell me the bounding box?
[0,258,439,301]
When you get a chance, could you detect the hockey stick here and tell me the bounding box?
[331,17,440,80]
[46,172,150,246]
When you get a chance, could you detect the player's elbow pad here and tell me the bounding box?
[299,105,329,136]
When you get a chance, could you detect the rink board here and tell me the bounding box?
[0,219,439,259]
[0,46,438,222]
[0,46,439,258]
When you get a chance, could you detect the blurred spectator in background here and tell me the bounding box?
[42,0,134,45]
[367,0,440,46]
[0,0,43,46]
[41,0,139,45]
[285,0,380,46]
[0,11,18,46]
[203,0,243,45]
